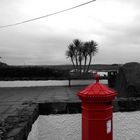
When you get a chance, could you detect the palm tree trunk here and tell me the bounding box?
[71,57,76,72]
[86,55,92,73]
[75,52,79,72]
[79,59,82,76]
[84,56,87,74]
[79,52,82,76]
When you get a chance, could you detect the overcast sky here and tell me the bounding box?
[0,0,139,65]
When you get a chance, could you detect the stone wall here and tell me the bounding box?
[0,102,39,140]
[1,98,140,140]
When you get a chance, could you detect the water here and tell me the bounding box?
[0,80,108,87]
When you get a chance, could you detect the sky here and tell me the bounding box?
[0,0,139,65]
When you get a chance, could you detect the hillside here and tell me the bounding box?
[9,64,119,71]
[0,64,119,81]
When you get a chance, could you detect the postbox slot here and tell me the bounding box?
[106,101,112,106]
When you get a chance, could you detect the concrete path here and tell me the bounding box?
[0,86,83,121]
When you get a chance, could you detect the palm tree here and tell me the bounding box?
[73,39,83,73]
[86,40,98,73]
[66,39,98,76]
[66,44,76,72]
[82,42,89,73]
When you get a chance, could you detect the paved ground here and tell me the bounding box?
[0,86,83,121]
[28,112,140,140]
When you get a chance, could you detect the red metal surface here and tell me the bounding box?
[77,74,117,140]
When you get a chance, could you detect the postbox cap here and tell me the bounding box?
[78,74,117,102]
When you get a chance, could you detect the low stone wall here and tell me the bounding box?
[0,102,39,140]
[39,102,81,115]
[1,97,140,140]
[39,98,140,115]
[116,97,140,112]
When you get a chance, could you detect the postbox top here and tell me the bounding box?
[78,74,117,101]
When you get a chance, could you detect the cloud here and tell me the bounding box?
[0,0,140,65]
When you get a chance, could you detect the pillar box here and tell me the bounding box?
[77,74,117,140]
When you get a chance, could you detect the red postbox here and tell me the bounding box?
[77,74,117,140]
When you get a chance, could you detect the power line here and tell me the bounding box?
[0,0,96,29]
